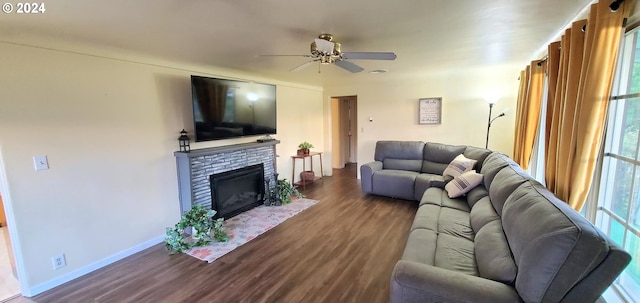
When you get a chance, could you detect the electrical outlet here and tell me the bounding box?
[52,253,66,270]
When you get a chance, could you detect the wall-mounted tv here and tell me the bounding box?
[191,75,277,142]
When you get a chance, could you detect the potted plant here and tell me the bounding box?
[297,141,314,155]
[164,205,229,254]
[268,178,305,205]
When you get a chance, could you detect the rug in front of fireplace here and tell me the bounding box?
[186,198,319,263]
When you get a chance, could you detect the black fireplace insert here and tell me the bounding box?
[209,163,265,219]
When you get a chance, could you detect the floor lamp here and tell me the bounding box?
[485,102,507,149]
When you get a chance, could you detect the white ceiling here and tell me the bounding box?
[0,0,595,86]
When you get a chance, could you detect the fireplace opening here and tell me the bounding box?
[209,163,265,219]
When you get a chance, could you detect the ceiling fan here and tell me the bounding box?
[261,33,397,73]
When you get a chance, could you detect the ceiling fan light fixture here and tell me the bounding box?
[320,56,332,65]
[314,38,335,55]
[310,41,321,57]
[333,42,341,56]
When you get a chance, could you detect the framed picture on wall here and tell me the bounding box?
[419,97,442,124]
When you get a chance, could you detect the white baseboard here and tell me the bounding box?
[23,235,165,297]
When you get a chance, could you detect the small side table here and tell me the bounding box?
[291,152,323,188]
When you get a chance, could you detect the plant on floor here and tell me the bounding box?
[164,205,229,254]
[269,178,304,205]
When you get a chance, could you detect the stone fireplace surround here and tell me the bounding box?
[174,140,279,214]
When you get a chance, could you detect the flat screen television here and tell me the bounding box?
[191,75,277,142]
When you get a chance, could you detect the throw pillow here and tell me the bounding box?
[445,170,483,198]
[443,154,477,178]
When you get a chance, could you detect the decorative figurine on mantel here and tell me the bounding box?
[178,129,190,152]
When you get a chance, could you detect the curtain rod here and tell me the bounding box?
[536,55,548,67]
[610,0,624,12]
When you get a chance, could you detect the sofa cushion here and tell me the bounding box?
[469,197,500,234]
[404,229,479,276]
[371,169,418,200]
[374,141,424,162]
[402,228,438,265]
[502,181,610,303]
[445,170,483,198]
[383,158,423,172]
[463,146,493,172]
[411,204,439,232]
[488,164,531,216]
[438,207,474,241]
[420,188,470,213]
[465,185,489,208]
[443,154,477,178]
[421,142,466,174]
[434,233,478,276]
[411,205,474,242]
[474,220,517,284]
[479,153,514,189]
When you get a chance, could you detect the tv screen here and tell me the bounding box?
[191,75,277,142]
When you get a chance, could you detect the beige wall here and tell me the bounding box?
[323,65,520,177]
[274,85,325,183]
[0,42,323,294]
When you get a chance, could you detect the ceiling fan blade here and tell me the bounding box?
[258,54,313,58]
[290,59,319,72]
[342,52,397,60]
[335,60,364,73]
[314,38,335,54]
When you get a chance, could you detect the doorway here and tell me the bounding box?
[0,151,20,300]
[331,96,358,170]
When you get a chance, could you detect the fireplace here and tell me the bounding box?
[174,140,278,215]
[209,163,265,219]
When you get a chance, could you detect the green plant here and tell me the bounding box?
[298,141,314,149]
[270,179,305,205]
[164,205,228,254]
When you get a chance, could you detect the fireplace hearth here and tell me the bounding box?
[210,163,265,219]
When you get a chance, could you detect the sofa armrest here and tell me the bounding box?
[360,161,383,193]
[432,175,453,189]
[391,260,522,303]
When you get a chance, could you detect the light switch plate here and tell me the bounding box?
[34,155,49,171]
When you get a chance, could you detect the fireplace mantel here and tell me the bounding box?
[174,140,280,214]
[174,140,279,158]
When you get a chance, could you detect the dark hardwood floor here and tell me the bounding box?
[9,164,417,303]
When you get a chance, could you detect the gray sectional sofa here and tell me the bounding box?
[360,141,631,303]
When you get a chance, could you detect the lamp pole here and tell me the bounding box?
[485,104,507,149]
[485,103,494,149]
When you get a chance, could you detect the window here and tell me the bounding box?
[596,27,640,303]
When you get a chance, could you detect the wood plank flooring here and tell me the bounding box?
[8,164,417,303]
